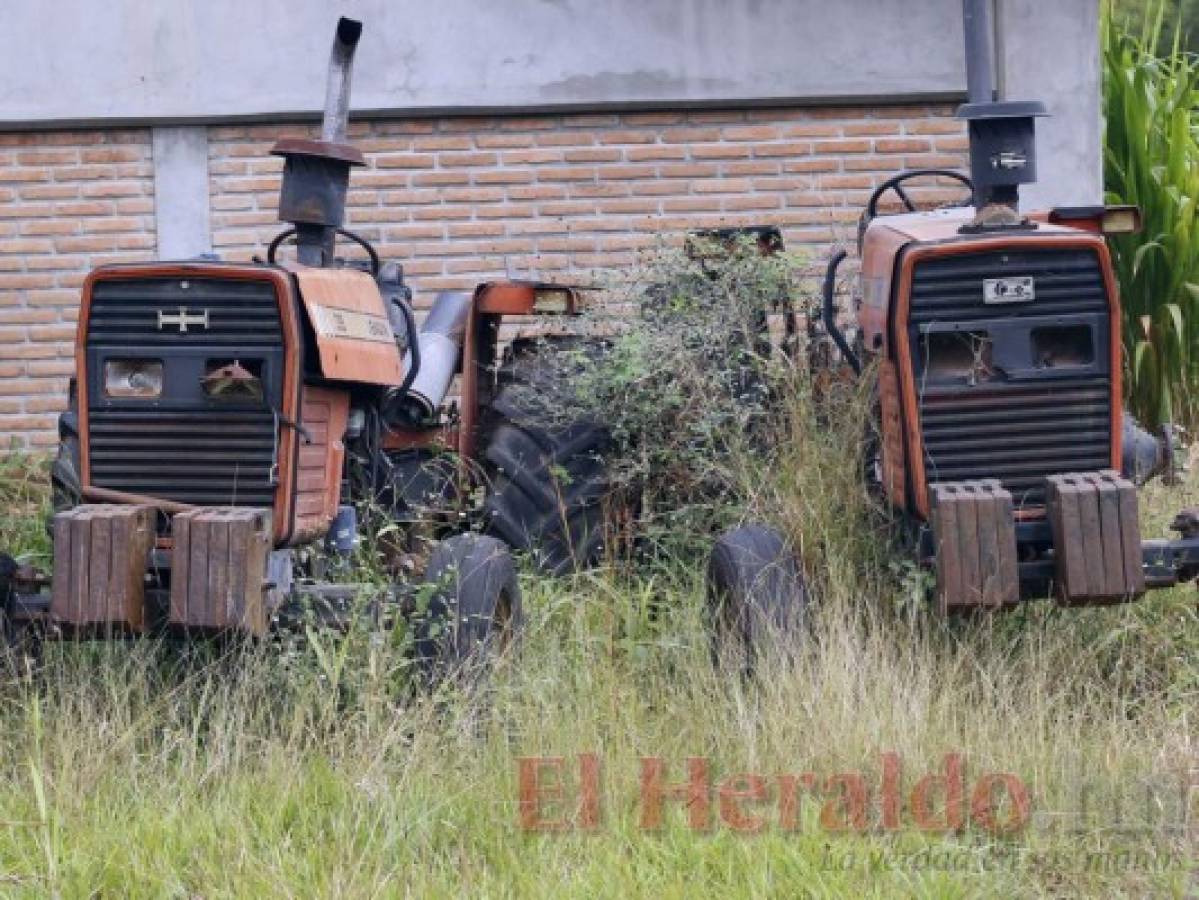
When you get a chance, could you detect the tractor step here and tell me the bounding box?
[169,508,272,637]
[50,504,156,632]
[929,479,1020,612]
[1046,471,1145,605]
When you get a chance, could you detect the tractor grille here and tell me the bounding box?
[88,277,283,346]
[86,276,284,509]
[910,248,1112,508]
[909,249,1108,325]
[918,379,1112,508]
[88,408,278,507]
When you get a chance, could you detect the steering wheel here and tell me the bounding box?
[266,226,380,277]
[864,168,974,226]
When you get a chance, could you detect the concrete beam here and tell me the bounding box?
[2,0,972,126]
[151,126,211,259]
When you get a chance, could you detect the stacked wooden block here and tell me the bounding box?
[1045,471,1144,605]
[50,504,155,631]
[929,480,1019,612]
[169,508,271,636]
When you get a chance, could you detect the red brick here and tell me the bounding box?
[752,142,813,158]
[625,146,687,162]
[597,130,657,145]
[476,134,536,149]
[501,149,562,165]
[841,122,897,136]
[722,125,780,141]
[875,138,932,153]
[411,171,470,187]
[597,165,656,180]
[563,148,622,163]
[537,167,598,182]
[474,170,537,185]
[438,152,499,167]
[374,153,437,169]
[692,178,753,194]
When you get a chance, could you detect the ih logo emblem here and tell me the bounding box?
[157,307,210,332]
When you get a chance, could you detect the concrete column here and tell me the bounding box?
[151,126,211,259]
[994,0,1103,209]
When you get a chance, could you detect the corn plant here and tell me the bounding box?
[1103,1,1199,428]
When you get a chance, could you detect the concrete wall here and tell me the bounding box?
[2,0,973,124]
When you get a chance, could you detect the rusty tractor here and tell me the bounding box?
[707,0,1199,657]
[0,18,610,678]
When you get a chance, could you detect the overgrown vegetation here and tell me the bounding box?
[519,236,815,561]
[1103,0,1199,428]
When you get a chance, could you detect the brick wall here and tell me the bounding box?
[0,129,155,447]
[1,104,966,448]
[209,105,967,294]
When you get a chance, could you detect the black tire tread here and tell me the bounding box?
[707,524,806,665]
[415,533,523,680]
[481,338,611,575]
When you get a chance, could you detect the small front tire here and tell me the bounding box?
[414,534,523,684]
[707,524,806,668]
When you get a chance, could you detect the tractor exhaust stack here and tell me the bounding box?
[321,17,363,144]
[957,0,1046,230]
[270,17,367,266]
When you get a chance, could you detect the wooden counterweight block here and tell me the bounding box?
[1046,471,1145,605]
[929,480,1020,612]
[50,504,156,631]
[169,508,271,636]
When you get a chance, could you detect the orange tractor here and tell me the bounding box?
[707,0,1199,655]
[0,18,608,676]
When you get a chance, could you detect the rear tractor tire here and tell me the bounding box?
[707,524,807,669]
[481,339,611,576]
[413,533,523,684]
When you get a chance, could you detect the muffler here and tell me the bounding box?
[386,292,473,426]
[271,17,366,266]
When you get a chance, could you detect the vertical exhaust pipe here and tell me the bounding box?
[321,17,363,144]
[271,17,366,266]
[962,0,994,105]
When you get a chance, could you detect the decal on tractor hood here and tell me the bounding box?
[982,276,1035,304]
[307,303,394,344]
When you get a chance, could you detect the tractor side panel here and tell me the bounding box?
[291,385,351,545]
[858,222,911,356]
[877,359,907,510]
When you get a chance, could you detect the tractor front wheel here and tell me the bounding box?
[707,524,807,669]
[413,533,523,684]
[49,380,81,516]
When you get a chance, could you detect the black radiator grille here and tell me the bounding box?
[918,379,1112,508]
[909,248,1113,508]
[88,409,277,507]
[909,249,1108,325]
[88,277,283,345]
[86,276,283,509]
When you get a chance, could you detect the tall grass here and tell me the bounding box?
[1103,1,1199,428]
[0,367,1194,895]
